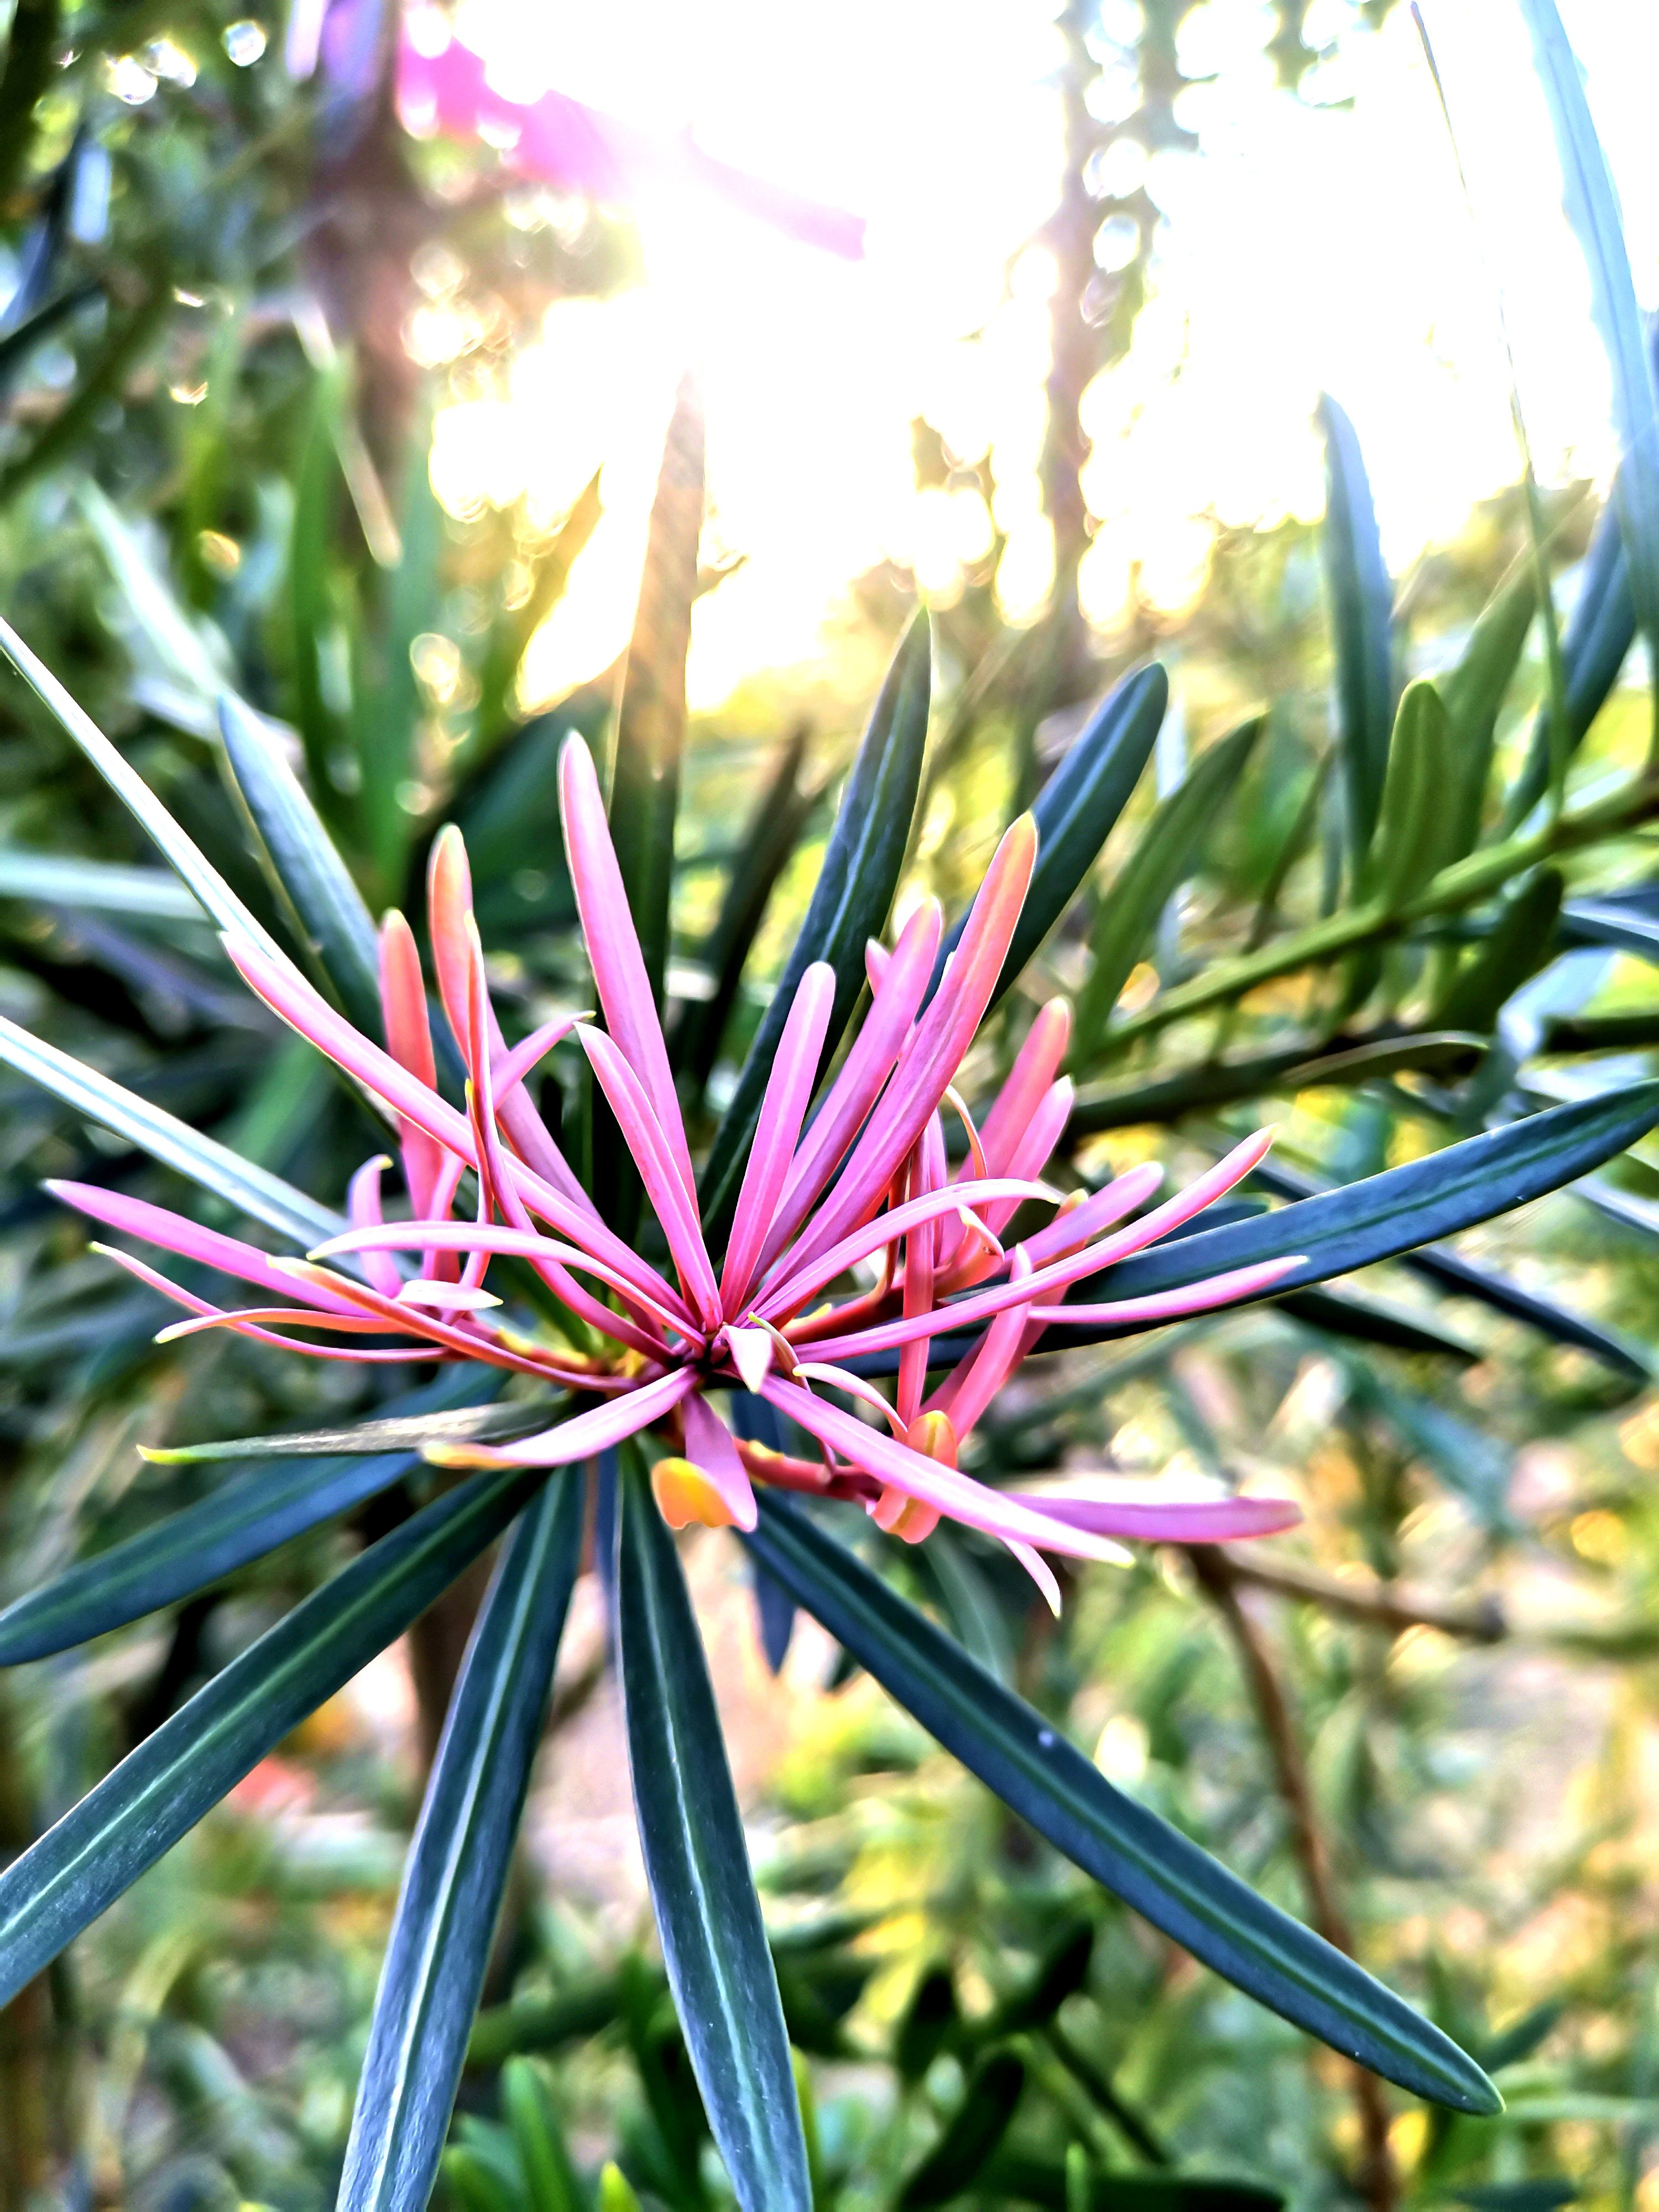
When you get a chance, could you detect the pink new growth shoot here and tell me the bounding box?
[54,739,1302,1608]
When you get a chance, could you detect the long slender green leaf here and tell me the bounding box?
[0,0,65,204]
[468,1975,628,2069]
[468,1916,877,2071]
[441,2147,519,2212]
[744,1494,1498,2114]
[354,419,447,891]
[500,2059,585,2212]
[0,615,289,965]
[1559,889,1659,963]
[0,1371,503,1665]
[1366,682,1453,910]
[219,693,383,1034]
[616,1456,810,2212]
[899,2051,1026,2207]
[895,1966,959,2082]
[1282,1284,1480,1362]
[922,1526,1014,1684]
[0,851,201,920]
[598,2167,644,2212]
[0,1460,545,2006]
[78,479,232,704]
[0,279,100,397]
[1076,717,1260,1046]
[701,614,931,1228]
[609,375,704,1011]
[981,1918,1095,2039]
[1246,1155,1644,1378]
[1509,498,1637,828]
[1518,0,1659,658]
[982,2159,1282,2211]
[1434,871,1563,1033]
[0,124,84,348]
[1440,568,1536,861]
[1317,394,1395,872]
[1078,1082,1659,1312]
[896,1095,1658,1380]
[338,1471,583,2212]
[473,472,602,764]
[0,289,169,508]
[1070,1029,1483,1133]
[939,662,1166,1015]
[672,726,817,1091]
[143,1393,557,1465]
[0,1012,343,1248]
[290,363,353,815]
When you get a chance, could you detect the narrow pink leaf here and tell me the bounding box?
[796,1227,1292,1366]
[1018,1161,1165,1267]
[721,960,834,1314]
[757,1176,1058,1324]
[429,827,597,1216]
[1046,1128,1273,1280]
[782,817,1037,1274]
[577,1025,722,1329]
[979,999,1071,1175]
[760,898,943,1271]
[379,910,445,1214]
[941,1081,1076,1292]
[1028,1254,1301,1327]
[724,1322,774,1392]
[1003,1488,1302,1541]
[790,1360,908,1434]
[1005,1540,1064,1614]
[225,934,688,1325]
[494,1013,588,1100]
[347,1155,403,1296]
[158,1306,430,1340]
[558,736,696,1198]
[49,1180,362,1313]
[995,1079,1073,1203]
[456,930,674,1344]
[897,1121,943,1427]
[270,1256,612,1385]
[427,1366,698,1468]
[397,1280,503,1312]
[681,1391,758,1530]
[760,1374,1134,1564]
[315,1218,683,1343]
[95,1246,434,1364]
[927,1248,1035,1437]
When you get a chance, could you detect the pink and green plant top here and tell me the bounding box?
[53,735,1301,1594]
[11,587,1626,2203]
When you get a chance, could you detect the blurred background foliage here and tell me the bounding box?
[3,0,1659,2209]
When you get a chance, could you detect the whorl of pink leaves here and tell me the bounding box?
[396,17,867,262]
[52,738,1301,1607]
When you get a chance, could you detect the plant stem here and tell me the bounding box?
[1042,2021,1170,2167]
[1211,1550,1506,1645]
[1187,1547,1399,2212]
[1090,771,1659,1060]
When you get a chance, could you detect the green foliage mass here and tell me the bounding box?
[0,3,1658,2212]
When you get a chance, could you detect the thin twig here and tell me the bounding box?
[1212,1548,1506,1645]
[1187,1547,1399,2212]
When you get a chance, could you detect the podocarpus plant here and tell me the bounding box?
[4,482,1659,2210]
[0,606,1536,2212]
[3,0,1659,2204]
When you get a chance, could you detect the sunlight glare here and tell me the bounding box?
[440,0,1657,711]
